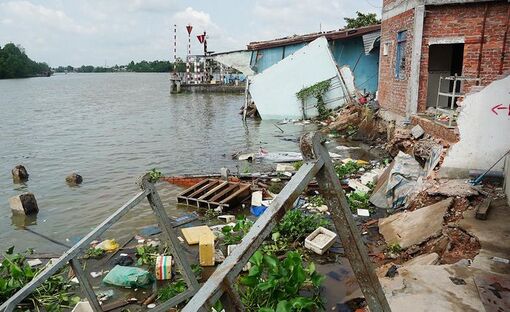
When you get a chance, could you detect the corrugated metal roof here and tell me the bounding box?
[362,30,381,55]
[247,24,381,51]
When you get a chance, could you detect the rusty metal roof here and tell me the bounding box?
[246,24,381,51]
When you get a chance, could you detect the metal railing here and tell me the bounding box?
[1,131,391,312]
[0,176,199,312]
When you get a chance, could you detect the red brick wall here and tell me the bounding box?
[417,2,510,112]
[378,9,415,116]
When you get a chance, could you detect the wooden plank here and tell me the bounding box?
[69,258,102,311]
[181,159,323,311]
[219,184,250,204]
[189,180,220,198]
[198,181,229,200]
[0,189,149,312]
[301,132,391,312]
[209,184,238,202]
[178,179,211,197]
[151,289,197,312]
[475,197,492,220]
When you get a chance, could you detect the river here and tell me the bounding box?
[0,73,321,253]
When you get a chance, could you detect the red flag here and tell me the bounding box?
[186,25,193,35]
[197,34,205,44]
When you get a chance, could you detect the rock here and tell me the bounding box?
[66,173,83,185]
[426,179,479,197]
[378,198,453,249]
[12,165,29,182]
[348,180,371,193]
[403,253,440,267]
[411,124,425,139]
[9,193,39,215]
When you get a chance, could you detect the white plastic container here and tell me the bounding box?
[72,301,93,312]
[304,227,338,255]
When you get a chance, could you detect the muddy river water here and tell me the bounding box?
[0,73,380,309]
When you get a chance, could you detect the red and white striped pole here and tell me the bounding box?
[173,24,177,73]
[186,25,193,83]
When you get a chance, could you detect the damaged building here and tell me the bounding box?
[216,25,382,120]
[378,0,510,174]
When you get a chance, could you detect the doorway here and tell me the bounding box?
[426,43,464,108]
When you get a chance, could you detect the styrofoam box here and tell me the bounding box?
[304,227,338,255]
[72,301,93,312]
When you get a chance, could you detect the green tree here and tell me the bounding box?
[344,11,380,29]
[0,43,50,79]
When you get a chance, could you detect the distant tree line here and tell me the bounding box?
[54,60,190,73]
[0,43,50,79]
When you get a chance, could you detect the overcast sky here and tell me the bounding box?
[0,0,382,67]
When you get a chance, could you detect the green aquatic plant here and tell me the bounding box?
[274,209,329,243]
[157,279,187,302]
[0,247,80,311]
[238,250,325,311]
[296,79,332,120]
[346,191,371,213]
[334,161,361,179]
[84,247,105,259]
[222,216,254,245]
[148,168,162,183]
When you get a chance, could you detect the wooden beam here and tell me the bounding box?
[181,159,324,311]
[300,132,391,312]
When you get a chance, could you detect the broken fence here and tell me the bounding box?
[1,131,391,312]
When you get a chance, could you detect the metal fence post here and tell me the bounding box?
[300,132,392,312]
[139,175,199,311]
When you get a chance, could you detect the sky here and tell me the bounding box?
[0,0,382,67]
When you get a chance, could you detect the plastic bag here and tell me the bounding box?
[95,239,119,252]
[103,265,154,288]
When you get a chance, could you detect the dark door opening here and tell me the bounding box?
[426,43,464,108]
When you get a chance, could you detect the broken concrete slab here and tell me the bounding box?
[378,198,453,249]
[426,179,479,197]
[380,263,485,311]
[403,253,440,267]
[347,179,371,193]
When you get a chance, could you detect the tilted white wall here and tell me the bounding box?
[249,37,355,120]
[441,75,510,172]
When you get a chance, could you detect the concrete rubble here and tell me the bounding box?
[378,198,452,249]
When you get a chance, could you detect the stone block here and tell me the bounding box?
[9,193,39,215]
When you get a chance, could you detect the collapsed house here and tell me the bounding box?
[378,0,510,175]
[212,25,382,120]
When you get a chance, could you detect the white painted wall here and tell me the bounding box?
[441,75,510,172]
[249,37,355,120]
[212,51,254,76]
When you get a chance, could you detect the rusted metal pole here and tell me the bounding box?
[300,132,392,312]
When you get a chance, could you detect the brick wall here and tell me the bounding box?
[378,9,415,116]
[379,1,510,116]
[417,2,510,112]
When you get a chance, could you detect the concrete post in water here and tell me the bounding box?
[12,165,29,182]
[9,193,39,215]
[66,173,83,185]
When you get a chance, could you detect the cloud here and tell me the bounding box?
[0,1,96,35]
[252,0,380,40]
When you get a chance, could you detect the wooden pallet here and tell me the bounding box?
[177,179,251,209]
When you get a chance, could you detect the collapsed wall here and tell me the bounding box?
[440,74,510,176]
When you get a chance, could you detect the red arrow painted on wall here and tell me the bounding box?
[491,104,509,115]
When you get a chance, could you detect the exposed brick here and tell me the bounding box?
[380,2,510,115]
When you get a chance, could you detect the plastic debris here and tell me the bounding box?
[155,256,172,280]
[95,239,119,252]
[103,265,154,288]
